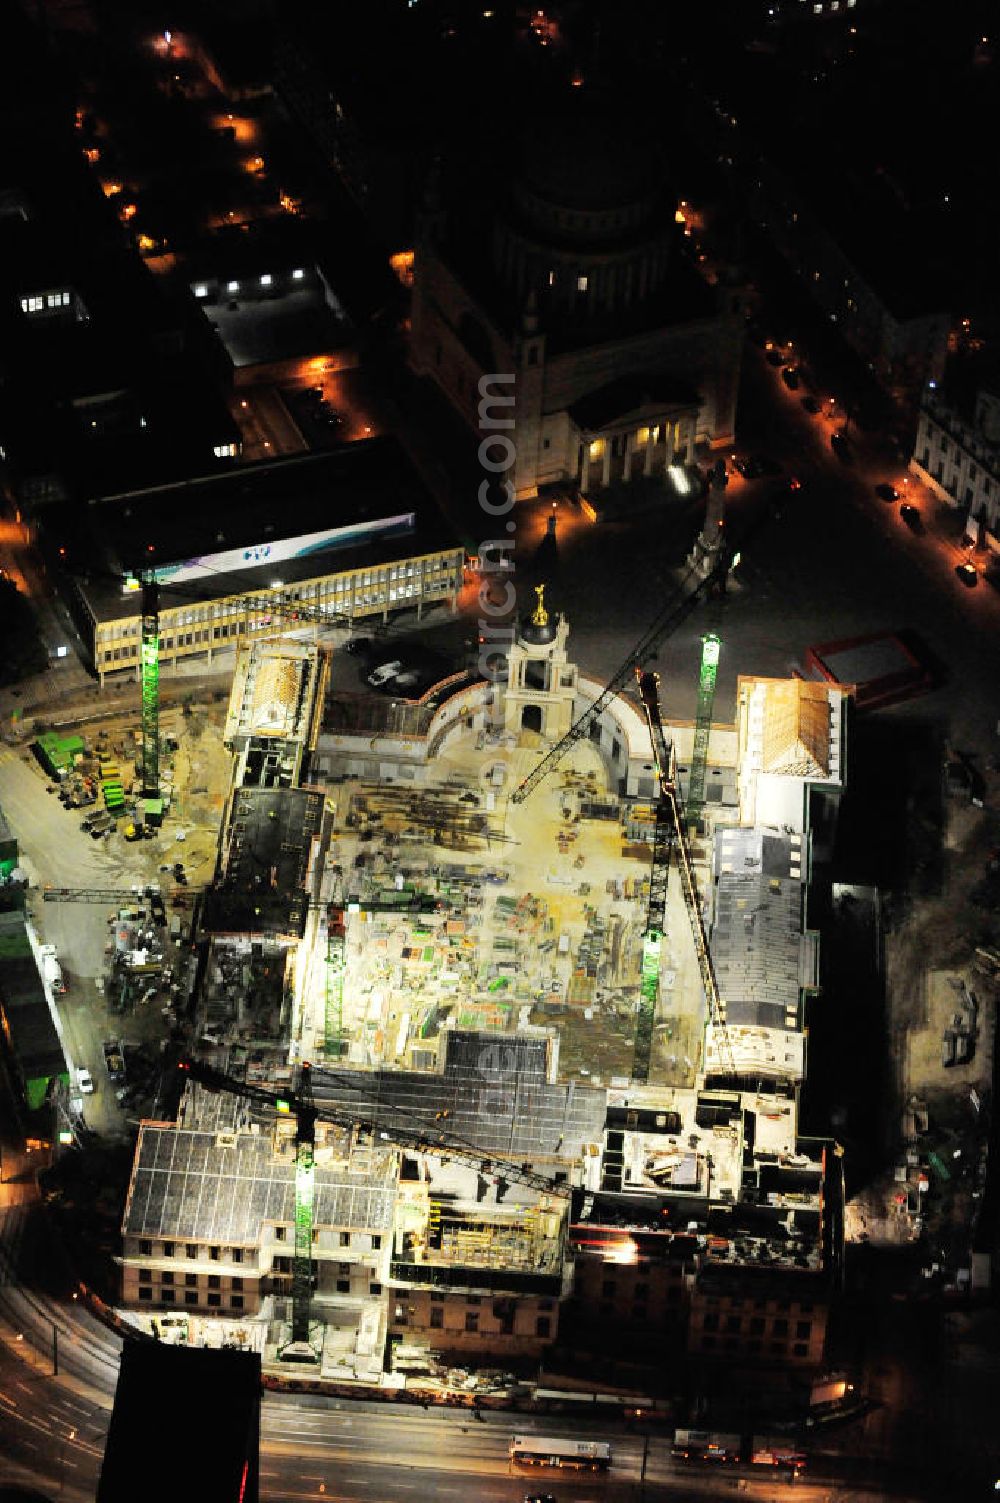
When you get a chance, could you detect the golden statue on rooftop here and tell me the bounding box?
[532,583,549,628]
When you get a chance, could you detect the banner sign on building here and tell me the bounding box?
[124,514,416,592]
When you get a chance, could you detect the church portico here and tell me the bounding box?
[571,377,700,493]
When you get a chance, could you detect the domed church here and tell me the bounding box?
[409,88,743,500]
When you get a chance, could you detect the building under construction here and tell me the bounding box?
[119,590,850,1386]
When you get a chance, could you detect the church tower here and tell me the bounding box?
[503,585,578,740]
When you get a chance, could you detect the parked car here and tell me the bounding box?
[765,347,785,366]
[831,431,851,462]
[367,660,403,687]
[955,561,978,587]
[781,366,800,389]
[752,453,781,475]
[345,636,373,657]
[76,1068,95,1095]
[900,503,923,533]
[801,395,821,414]
[875,482,899,502]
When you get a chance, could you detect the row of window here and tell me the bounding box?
[132,1232,381,1256]
[398,1307,552,1337]
[99,563,461,659]
[701,1296,812,1313]
[139,1269,241,1289]
[20,290,72,313]
[698,1335,811,1357]
[138,1286,242,1309]
[424,1292,554,1309]
[700,1314,812,1339]
[921,443,996,497]
[136,1239,247,1261]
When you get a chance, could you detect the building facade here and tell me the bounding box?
[909,386,1000,544]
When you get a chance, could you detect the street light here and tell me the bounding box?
[60,1427,77,1493]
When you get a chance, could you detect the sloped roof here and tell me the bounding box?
[568,373,700,432]
[760,681,831,777]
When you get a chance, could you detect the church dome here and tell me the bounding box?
[520,94,663,213]
[492,89,674,323]
[519,612,558,647]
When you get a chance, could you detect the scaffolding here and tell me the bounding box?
[435,1207,555,1273]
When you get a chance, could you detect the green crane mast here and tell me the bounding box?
[139,574,160,801]
[685,632,722,833]
[324,902,347,1060]
[289,1063,318,1355]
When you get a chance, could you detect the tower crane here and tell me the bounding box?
[129,570,360,806]
[634,671,738,1085]
[685,631,722,834]
[510,550,732,805]
[39,885,443,915]
[177,1056,573,1360]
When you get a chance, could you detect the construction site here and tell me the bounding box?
[106,559,851,1394]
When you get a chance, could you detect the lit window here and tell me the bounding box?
[588,439,604,460]
[548,270,555,286]
[227,280,239,293]
[194,284,208,298]
[637,426,649,445]
[577,275,588,292]
[259,273,272,287]
[292,268,305,280]
[20,295,44,314]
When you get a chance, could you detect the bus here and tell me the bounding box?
[509,1435,612,1471]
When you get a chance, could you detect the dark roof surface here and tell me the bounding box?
[569,374,701,431]
[202,786,323,940]
[519,92,666,212]
[313,1031,607,1161]
[0,909,65,1081]
[123,1121,395,1240]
